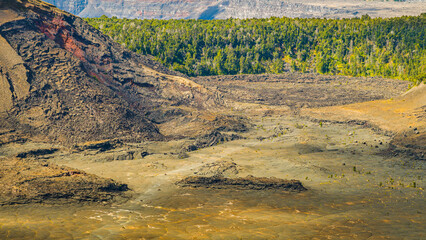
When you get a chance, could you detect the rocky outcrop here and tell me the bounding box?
[16,148,59,158]
[0,0,222,145]
[194,160,239,177]
[184,130,243,152]
[177,130,243,158]
[176,175,307,192]
[388,127,426,161]
[74,139,121,152]
[0,157,129,205]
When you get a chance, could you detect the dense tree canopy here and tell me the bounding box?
[86,14,426,83]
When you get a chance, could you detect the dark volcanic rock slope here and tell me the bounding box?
[0,0,220,145]
[0,157,129,205]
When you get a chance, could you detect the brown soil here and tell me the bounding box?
[195,74,424,160]
[301,83,425,132]
[0,0,423,213]
[301,83,426,160]
[0,69,423,238]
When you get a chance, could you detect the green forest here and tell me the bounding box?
[86,14,426,83]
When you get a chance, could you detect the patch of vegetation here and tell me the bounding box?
[86,15,426,83]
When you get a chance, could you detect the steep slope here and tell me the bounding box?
[0,0,221,145]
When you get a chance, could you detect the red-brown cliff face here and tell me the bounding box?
[0,0,222,145]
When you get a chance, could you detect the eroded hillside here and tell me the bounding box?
[0,0,236,206]
[0,0,228,145]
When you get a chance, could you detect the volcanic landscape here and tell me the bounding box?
[0,0,425,239]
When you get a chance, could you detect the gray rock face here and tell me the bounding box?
[42,0,426,19]
[45,0,89,16]
[214,0,333,19]
[42,0,337,19]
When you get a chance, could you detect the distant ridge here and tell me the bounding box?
[42,0,426,19]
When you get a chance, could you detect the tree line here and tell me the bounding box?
[86,14,426,83]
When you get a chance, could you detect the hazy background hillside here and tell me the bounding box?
[44,0,426,19]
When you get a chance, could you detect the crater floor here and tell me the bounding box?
[0,75,424,239]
